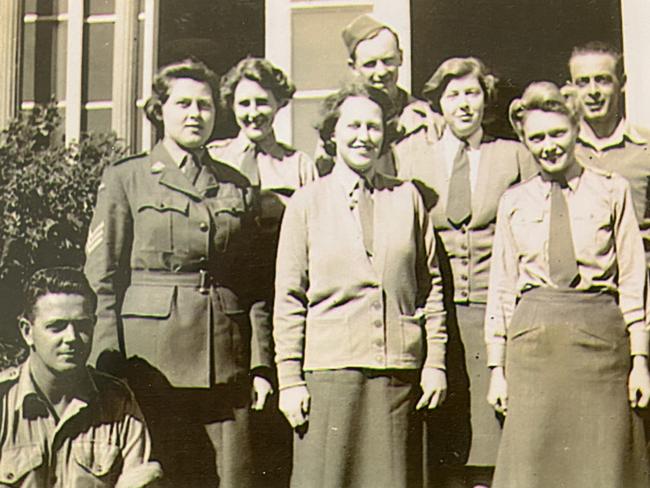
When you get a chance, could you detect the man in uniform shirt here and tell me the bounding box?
[317,14,442,176]
[569,42,650,263]
[0,267,161,487]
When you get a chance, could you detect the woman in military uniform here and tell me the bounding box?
[207,58,317,486]
[84,58,273,487]
[486,81,649,487]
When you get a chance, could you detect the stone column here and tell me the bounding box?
[0,1,25,130]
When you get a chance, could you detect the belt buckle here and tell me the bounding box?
[198,269,210,295]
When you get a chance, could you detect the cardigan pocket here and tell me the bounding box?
[399,312,425,359]
[304,316,349,365]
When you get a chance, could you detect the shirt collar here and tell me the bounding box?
[16,358,98,418]
[162,139,205,167]
[332,159,375,198]
[539,161,584,195]
[234,131,286,160]
[578,118,647,151]
[441,125,483,151]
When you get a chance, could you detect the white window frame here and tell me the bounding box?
[265,0,411,146]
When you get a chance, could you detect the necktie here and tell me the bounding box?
[548,179,580,287]
[180,153,201,186]
[356,180,374,257]
[446,140,471,227]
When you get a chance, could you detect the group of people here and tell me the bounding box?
[2,12,650,488]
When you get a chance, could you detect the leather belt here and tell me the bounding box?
[130,270,220,295]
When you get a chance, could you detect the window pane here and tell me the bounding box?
[291,6,371,91]
[86,0,114,15]
[292,98,322,156]
[21,20,67,103]
[25,0,68,15]
[83,22,114,102]
[82,108,112,134]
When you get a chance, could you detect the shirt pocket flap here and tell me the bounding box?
[0,445,43,484]
[74,442,121,477]
[213,196,246,215]
[121,285,174,318]
[138,195,189,215]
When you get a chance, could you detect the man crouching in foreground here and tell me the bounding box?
[0,267,162,487]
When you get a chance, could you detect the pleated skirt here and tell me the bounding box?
[290,369,422,488]
[493,288,648,488]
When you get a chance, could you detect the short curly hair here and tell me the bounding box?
[315,82,397,158]
[509,81,582,140]
[220,57,296,111]
[144,58,220,134]
[422,57,498,112]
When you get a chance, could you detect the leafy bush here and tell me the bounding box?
[0,103,126,366]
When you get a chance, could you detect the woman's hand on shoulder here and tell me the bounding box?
[417,367,447,410]
[628,355,650,408]
[279,384,311,428]
[487,366,508,415]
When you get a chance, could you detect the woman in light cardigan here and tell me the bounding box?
[273,82,447,488]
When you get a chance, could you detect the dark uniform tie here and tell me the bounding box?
[447,140,471,227]
[180,153,201,186]
[548,179,580,287]
[356,179,374,256]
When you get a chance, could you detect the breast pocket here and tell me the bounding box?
[73,442,121,487]
[136,196,190,253]
[572,208,613,256]
[211,194,248,252]
[0,445,43,486]
[510,209,545,255]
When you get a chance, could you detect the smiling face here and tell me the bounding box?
[21,293,95,376]
[233,78,280,144]
[333,96,384,173]
[439,74,485,139]
[569,51,623,129]
[161,77,216,150]
[351,29,402,98]
[522,109,578,175]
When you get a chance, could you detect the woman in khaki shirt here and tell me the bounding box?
[485,81,650,487]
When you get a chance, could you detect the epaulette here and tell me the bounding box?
[0,365,20,384]
[112,152,148,166]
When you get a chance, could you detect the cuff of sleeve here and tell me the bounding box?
[487,343,506,368]
[424,344,446,370]
[277,359,304,390]
[629,322,650,356]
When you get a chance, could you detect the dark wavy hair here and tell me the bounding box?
[144,58,220,134]
[22,267,97,322]
[220,57,296,111]
[422,57,498,113]
[316,82,398,157]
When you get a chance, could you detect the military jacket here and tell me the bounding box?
[84,142,273,387]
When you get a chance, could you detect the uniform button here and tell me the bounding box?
[6,473,13,480]
[460,290,468,297]
[372,301,381,310]
[199,222,209,232]
[374,320,382,328]
[461,227,467,234]
[374,338,383,347]
[199,256,208,264]
[461,243,468,250]
[461,259,468,266]
[461,274,468,280]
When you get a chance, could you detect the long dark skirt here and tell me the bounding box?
[291,369,422,488]
[493,288,648,488]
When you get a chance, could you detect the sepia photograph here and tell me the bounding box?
[0,0,649,486]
